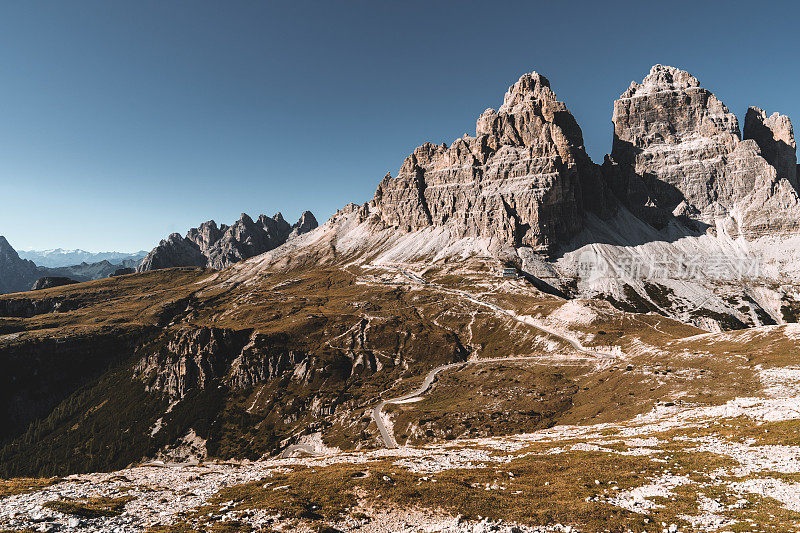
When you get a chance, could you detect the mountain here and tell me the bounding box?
[38,260,128,284]
[18,248,147,268]
[137,211,318,271]
[369,71,608,255]
[743,105,799,186]
[0,236,40,294]
[235,65,800,331]
[5,65,800,532]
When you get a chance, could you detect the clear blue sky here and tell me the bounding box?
[1,0,798,252]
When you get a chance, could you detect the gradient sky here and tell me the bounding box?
[1,1,798,252]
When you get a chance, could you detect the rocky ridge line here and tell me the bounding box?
[318,64,800,264]
[138,211,318,271]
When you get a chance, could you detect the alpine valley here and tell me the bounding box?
[3,65,800,532]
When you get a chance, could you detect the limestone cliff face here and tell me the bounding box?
[288,211,319,240]
[138,233,207,271]
[138,211,318,271]
[608,64,800,237]
[134,327,250,399]
[744,106,798,187]
[367,72,610,254]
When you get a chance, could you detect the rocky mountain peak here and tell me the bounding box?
[476,71,585,156]
[614,65,740,153]
[743,106,798,186]
[0,236,14,254]
[187,221,224,251]
[368,70,605,254]
[166,233,187,245]
[497,71,554,110]
[1,237,22,262]
[0,236,40,294]
[290,211,318,239]
[621,64,701,98]
[607,64,800,236]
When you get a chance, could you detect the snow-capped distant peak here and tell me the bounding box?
[17,249,148,268]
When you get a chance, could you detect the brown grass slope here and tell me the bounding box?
[1,258,798,478]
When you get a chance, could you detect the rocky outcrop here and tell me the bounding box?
[138,233,207,271]
[0,295,78,318]
[31,277,79,291]
[138,211,318,271]
[134,327,251,399]
[0,236,40,295]
[134,327,314,398]
[608,64,800,237]
[366,72,612,254]
[228,335,311,389]
[200,214,289,269]
[744,106,798,187]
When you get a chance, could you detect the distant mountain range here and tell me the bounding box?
[17,248,147,268]
[0,210,318,294]
[0,237,143,294]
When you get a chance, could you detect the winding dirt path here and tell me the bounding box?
[367,267,625,448]
[372,361,467,449]
[371,355,596,449]
[397,268,617,359]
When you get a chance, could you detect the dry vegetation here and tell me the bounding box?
[0,478,58,498]
[43,496,134,518]
[391,361,585,444]
[182,420,800,532]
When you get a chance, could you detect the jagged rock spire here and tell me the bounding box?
[369,70,605,254]
[138,211,319,271]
